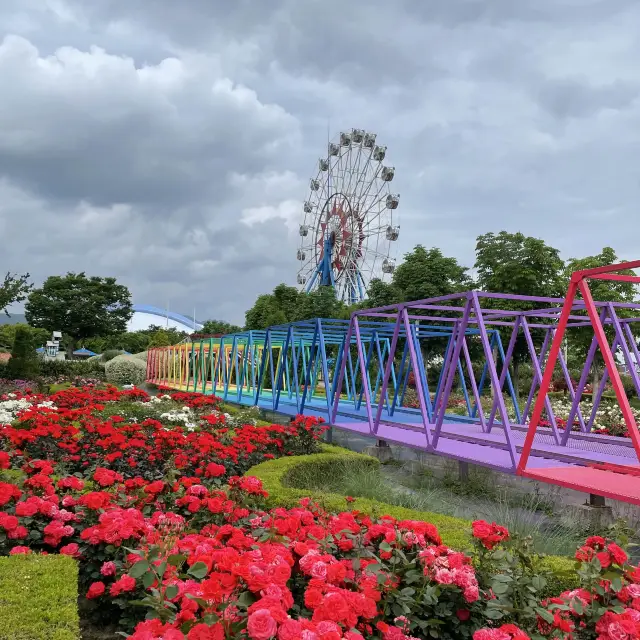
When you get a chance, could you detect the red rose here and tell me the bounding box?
[86,581,106,599]
[608,543,628,566]
[471,520,493,540]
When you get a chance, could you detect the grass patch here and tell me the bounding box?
[0,554,79,639]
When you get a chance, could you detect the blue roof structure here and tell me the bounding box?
[131,304,204,331]
[73,347,97,356]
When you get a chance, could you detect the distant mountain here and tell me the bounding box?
[0,313,26,326]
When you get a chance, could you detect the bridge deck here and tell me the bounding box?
[154,381,640,503]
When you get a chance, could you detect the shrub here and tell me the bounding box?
[101,349,125,363]
[6,325,39,380]
[38,359,105,379]
[104,354,147,385]
[0,554,79,639]
[620,373,637,400]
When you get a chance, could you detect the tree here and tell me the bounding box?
[475,232,565,299]
[7,325,39,380]
[294,286,347,321]
[391,246,472,302]
[245,284,303,330]
[474,232,565,396]
[0,272,32,316]
[0,324,49,352]
[201,319,243,335]
[564,247,637,388]
[84,330,155,355]
[25,273,133,355]
[147,329,173,348]
[361,279,402,310]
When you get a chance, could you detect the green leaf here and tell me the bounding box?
[142,570,156,589]
[531,576,546,591]
[484,608,504,620]
[491,582,510,595]
[167,554,187,568]
[365,563,383,574]
[164,585,179,600]
[156,561,167,580]
[379,541,392,552]
[129,561,150,578]
[187,562,209,580]
[572,599,584,615]
[535,608,554,624]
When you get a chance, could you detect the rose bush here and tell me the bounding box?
[0,384,639,639]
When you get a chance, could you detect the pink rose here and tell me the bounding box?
[627,585,640,598]
[247,609,277,640]
[316,621,340,636]
[434,568,454,584]
[625,608,640,622]
[464,585,480,603]
[310,561,328,580]
[100,561,116,576]
[608,622,630,640]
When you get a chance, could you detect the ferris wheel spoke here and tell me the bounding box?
[361,224,390,237]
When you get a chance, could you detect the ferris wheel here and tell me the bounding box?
[296,128,400,304]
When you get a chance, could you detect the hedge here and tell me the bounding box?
[245,444,577,595]
[0,554,79,639]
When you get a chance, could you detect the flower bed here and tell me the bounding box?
[244,445,577,595]
[0,385,640,639]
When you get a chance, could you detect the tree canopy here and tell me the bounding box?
[245,284,351,330]
[474,232,566,394]
[25,273,133,352]
[564,247,637,369]
[0,272,32,316]
[0,324,50,352]
[475,231,565,299]
[392,245,472,302]
[201,319,243,335]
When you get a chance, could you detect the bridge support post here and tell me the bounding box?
[364,440,394,463]
[562,493,614,530]
[459,461,469,483]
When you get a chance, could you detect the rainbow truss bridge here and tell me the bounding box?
[147,261,640,506]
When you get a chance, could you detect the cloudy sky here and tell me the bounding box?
[0,0,639,324]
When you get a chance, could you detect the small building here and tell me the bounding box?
[38,331,66,361]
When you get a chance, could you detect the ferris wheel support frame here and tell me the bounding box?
[304,236,366,305]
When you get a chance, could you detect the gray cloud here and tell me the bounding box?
[0,0,640,325]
